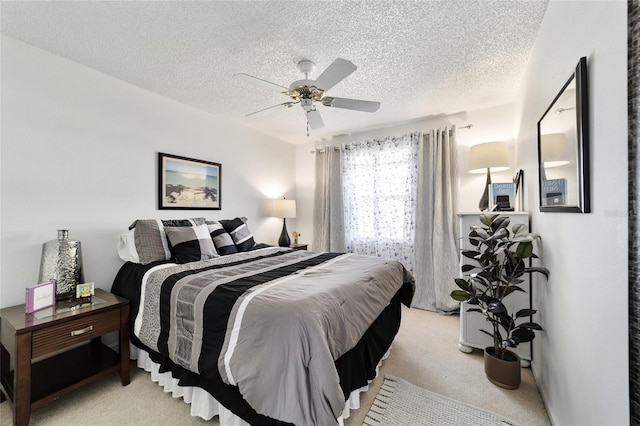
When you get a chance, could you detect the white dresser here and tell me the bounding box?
[456,212,532,366]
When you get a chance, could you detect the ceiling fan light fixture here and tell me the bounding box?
[288,85,323,102]
[287,88,300,101]
[301,98,313,111]
[310,87,323,100]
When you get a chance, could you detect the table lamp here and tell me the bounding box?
[272,198,297,247]
[468,142,510,211]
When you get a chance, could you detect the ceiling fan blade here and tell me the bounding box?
[233,73,288,93]
[313,58,357,92]
[246,101,297,117]
[322,96,380,113]
[306,108,324,130]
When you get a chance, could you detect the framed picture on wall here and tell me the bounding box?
[158,152,222,210]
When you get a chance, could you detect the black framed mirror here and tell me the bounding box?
[537,56,590,213]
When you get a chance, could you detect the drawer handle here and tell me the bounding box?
[70,325,94,336]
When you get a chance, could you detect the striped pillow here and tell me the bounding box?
[206,221,238,255]
[165,224,218,263]
[220,217,256,252]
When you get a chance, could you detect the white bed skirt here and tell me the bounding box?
[131,344,389,425]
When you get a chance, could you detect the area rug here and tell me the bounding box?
[363,375,519,426]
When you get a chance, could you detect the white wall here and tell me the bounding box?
[514,2,628,425]
[295,104,519,249]
[0,36,296,307]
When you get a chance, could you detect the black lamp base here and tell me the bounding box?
[278,218,290,247]
[479,168,492,211]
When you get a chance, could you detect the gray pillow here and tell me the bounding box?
[164,224,218,263]
[129,218,206,264]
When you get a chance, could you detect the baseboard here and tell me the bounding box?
[531,361,559,425]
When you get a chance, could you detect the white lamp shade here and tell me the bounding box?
[468,142,510,174]
[272,199,297,218]
[541,133,570,168]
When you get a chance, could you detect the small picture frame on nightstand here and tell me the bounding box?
[76,282,95,305]
[25,281,56,313]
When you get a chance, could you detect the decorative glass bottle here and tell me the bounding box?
[38,230,84,301]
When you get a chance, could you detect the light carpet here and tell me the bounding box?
[1,306,550,425]
[364,375,519,426]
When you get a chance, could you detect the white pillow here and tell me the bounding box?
[117,229,140,263]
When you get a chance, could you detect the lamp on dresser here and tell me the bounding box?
[541,133,570,169]
[468,141,510,211]
[272,198,296,247]
[540,132,570,181]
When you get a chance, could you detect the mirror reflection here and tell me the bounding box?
[539,78,578,207]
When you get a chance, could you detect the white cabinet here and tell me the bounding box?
[456,212,532,366]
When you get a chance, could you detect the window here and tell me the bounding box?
[342,134,419,271]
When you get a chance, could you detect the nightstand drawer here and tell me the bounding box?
[31,309,120,358]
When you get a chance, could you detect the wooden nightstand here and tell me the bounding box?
[0,288,130,426]
[290,244,308,250]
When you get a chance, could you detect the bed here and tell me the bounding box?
[110,217,414,425]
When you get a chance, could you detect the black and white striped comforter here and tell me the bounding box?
[133,246,414,425]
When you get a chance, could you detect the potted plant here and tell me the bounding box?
[450,213,549,389]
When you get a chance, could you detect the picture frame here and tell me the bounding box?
[25,281,56,313]
[158,152,221,210]
[537,56,590,213]
[513,169,524,212]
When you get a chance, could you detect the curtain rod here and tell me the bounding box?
[310,147,341,154]
[309,124,473,154]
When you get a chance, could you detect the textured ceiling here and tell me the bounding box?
[0,1,548,144]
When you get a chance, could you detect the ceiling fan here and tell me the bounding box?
[233,58,380,131]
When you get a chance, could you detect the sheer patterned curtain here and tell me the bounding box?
[412,127,460,312]
[312,147,346,252]
[342,133,420,272]
[314,128,459,313]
